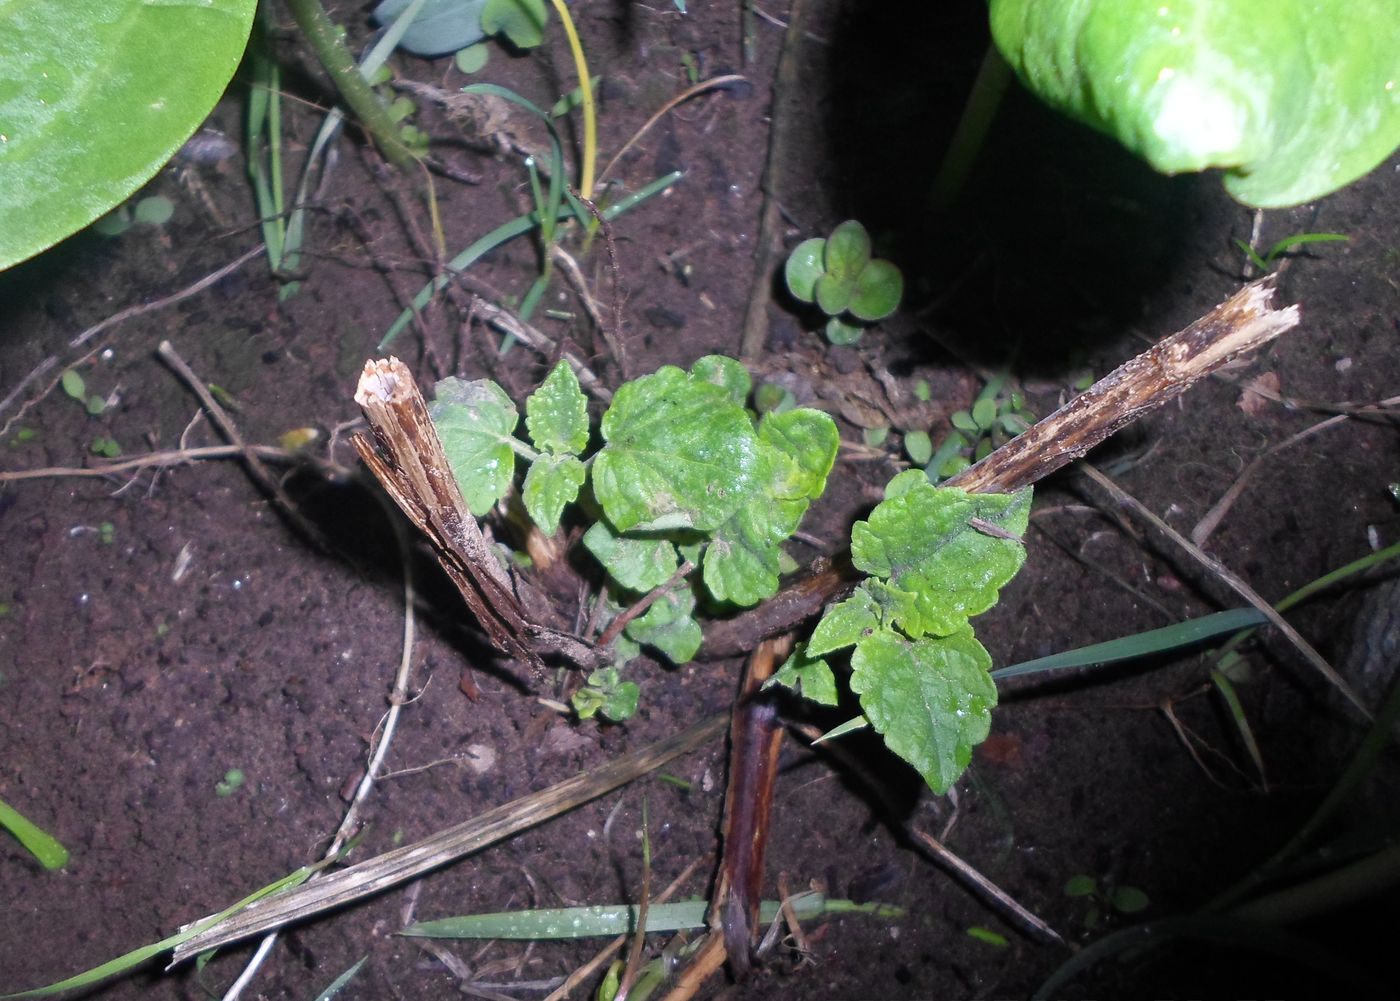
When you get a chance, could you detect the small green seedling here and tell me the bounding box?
[215,769,246,797]
[60,369,109,417]
[90,437,122,458]
[927,379,1034,482]
[1235,231,1349,273]
[572,667,641,723]
[1064,872,1150,931]
[785,220,904,345]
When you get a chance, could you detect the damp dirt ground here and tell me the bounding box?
[2,3,1399,999]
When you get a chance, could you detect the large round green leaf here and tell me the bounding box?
[990,0,1400,207]
[0,0,257,269]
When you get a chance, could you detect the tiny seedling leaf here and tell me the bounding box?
[1064,874,1098,897]
[850,474,1030,637]
[814,271,853,317]
[784,238,826,303]
[429,377,521,515]
[623,583,702,663]
[848,626,997,794]
[593,364,761,532]
[0,795,68,870]
[455,43,490,73]
[764,646,839,706]
[823,220,873,283]
[522,454,585,535]
[60,370,85,401]
[848,258,903,322]
[582,521,680,593]
[1111,885,1150,914]
[904,430,933,467]
[825,316,865,346]
[525,361,589,455]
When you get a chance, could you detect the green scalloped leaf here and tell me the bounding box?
[429,377,521,515]
[850,478,1030,638]
[808,586,882,656]
[525,361,589,456]
[784,237,826,303]
[582,521,680,593]
[593,365,761,532]
[703,494,805,607]
[759,408,839,501]
[521,454,584,535]
[764,646,839,707]
[849,627,996,794]
[0,0,258,270]
[689,355,751,407]
[624,583,702,663]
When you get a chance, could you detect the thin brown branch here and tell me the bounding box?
[170,713,727,962]
[910,828,1063,945]
[596,560,697,650]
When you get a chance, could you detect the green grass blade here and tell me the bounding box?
[400,893,901,940]
[992,608,1268,681]
[378,171,682,349]
[1211,667,1267,784]
[311,956,367,1001]
[1,866,314,998]
[0,795,68,870]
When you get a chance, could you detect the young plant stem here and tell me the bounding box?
[283,0,418,170]
[548,0,596,199]
[930,43,1012,211]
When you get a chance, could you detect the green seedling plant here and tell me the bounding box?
[1064,872,1150,931]
[1235,232,1350,274]
[988,0,1400,207]
[926,377,1034,482]
[785,220,904,345]
[429,356,840,719]
[572,667,640,723]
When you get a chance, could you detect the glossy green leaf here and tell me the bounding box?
[582,521,680,593]
[703,493,804,607]
[0,0,258,270]
[824,316,865,346]
[989,0,1400,207]
[759,408,839,501]
[814,272,853,317]
[0,795,67,870]
[525,361,589,455]
[481,0,548,49]
[904,430,933,467]
[373,0,488,58]
[764,646,839,706]
[593,366,761,532]
[808,586,882,656]
[688,355,751,407]
[624,583,702,663]
[823,220,873,282]
[522,454,584,535]
[848,258,903,322]
[784,237,826,302]
[429,377,520,515]
[850,475,1030,637]
[848,627,996,794]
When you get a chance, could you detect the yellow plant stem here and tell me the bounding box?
[549,0,596,200]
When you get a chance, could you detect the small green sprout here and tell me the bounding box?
[98,521,116,545]
[927,380,1034,481]
[785,220,903,346]
[60,369,108,416]
[0,795,69,870]
[966,926,1009,947]
[90,437,122,458]
[215,769,246,797]
[1235,231,1349,273]
[1064,872,1149,931]
[454,43,490,74]
[572,668,641,723]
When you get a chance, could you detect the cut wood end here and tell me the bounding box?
[354,357,408,408]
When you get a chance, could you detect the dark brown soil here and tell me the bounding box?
[3,3,1399,999]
